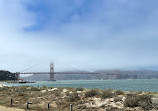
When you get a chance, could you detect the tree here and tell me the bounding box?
[0,70,17,81]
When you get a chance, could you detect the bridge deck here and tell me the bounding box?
[17,72,119,75]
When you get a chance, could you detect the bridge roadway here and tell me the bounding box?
[18,72,119,75]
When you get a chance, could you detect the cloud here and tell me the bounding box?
[1,0,158,72]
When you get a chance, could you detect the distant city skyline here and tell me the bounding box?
[1,0,158,72]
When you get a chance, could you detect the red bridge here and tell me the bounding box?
[15,63,120,81]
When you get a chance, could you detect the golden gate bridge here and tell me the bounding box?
[15,63,120,81]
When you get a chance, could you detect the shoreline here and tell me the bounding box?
[3,79,158,92]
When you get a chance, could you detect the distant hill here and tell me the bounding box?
[0,70,17,81]
[21,70,158,81]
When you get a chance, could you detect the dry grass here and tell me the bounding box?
[0,86,157,111]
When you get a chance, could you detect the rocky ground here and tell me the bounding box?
[0,86,158,111]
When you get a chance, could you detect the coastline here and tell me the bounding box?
[4,79,158,92]
[0,81,10,87]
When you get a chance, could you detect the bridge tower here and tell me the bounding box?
[50,63,54,81]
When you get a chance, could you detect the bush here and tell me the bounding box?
[16,86,31,92]
[124,95,139,107]
[67,93,80,102]
[0,87,9,91]
[42,86,47,89]
[114,97,122,102]
[138,95,152,110]
[54,90,61,97]
[85,90,100,97]
[76,87,84,91]
[124,94,152,110]
[115,90,124,95]
[101,90,115,99]
[29,87,40,91]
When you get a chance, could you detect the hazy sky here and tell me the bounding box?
[1,0,158,72]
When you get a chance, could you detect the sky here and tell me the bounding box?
[1,0,158,72]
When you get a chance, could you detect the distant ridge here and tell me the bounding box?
[21,70,158,81]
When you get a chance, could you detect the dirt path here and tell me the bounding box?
[0,106,25,111]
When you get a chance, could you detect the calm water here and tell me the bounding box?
[6,79,158,92]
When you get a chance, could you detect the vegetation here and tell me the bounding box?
[114,97,122,102]
[85,89,100,97]
[115,90,124,95]
[76,87,84,91]
[124,94,152,110]
[0,86,157,111]
[54,90,61,96]
[0,70,17,81]
[66,93,80,102]
[101,89,116,99]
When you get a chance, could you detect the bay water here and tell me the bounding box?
[6,79,158,92]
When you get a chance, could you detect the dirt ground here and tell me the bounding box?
[0,106,25,111]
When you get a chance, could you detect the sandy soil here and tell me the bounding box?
[0,106,25,111]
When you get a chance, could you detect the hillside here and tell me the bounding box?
[21,70,158,81]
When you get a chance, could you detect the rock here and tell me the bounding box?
[86,97,110,108]
[109,98,114,102]
[27,87,32,90]
[115,102,123,109]
[77,91,82,94]
[37,97,42,99]
[122,97,126,102]
[48,89,52,92]
[52,88,58,91]
[63,89,68,93]
[116,102,122,105]
[41,90,46,93]
[48,88,58,92]
[152,98,158,104]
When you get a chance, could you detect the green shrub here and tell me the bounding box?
[115,90,124,95]
[29,87,40,91]
[114,97,122,102]
[54,90,61,97]
[85,90,99,97]
[124,94,152,110]
[67,93,80,102]
[101,90,115,99]
[76,87,84,91]
[18,92,27,96]
[138,95,152,110]
[42,86,47,89]
[16,86,29,92]
[0,87,9,91]
[0,99,8,105]
[124,97,138,107]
